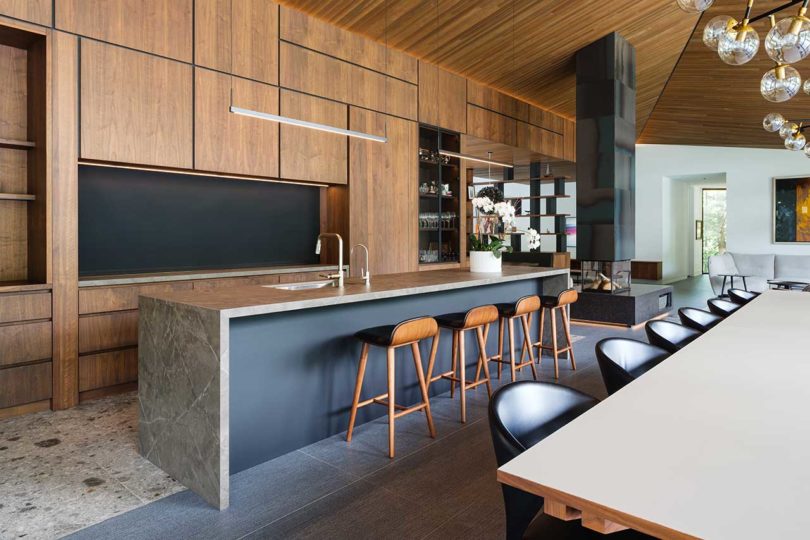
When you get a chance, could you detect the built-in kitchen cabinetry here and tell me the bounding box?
[80,40,193,168]
[0,0,51,26]
[418,62,467,134]
[418,126,462,266]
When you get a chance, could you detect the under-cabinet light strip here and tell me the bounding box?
[437,149,514,168]
[229,106,388,143]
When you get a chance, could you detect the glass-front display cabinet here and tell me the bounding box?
[418,125,461,265]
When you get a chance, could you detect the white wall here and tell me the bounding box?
[636,144,810,281]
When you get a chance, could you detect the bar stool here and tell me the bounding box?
[533,289,578,379]
[347,316,439,458]
[491,295,540,382]
[428,305,498,423]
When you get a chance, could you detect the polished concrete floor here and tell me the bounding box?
[4,275,715,540]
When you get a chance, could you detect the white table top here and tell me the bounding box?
[498,290,810,539]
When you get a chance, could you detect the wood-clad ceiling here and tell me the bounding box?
[277,0,699,137]
[641,0,809,147]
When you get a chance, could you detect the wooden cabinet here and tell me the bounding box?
[280,42,417,120]
[280,90,348,185]
[56,0,192,61]
[279,7,417,84]
[78,310,139,354]
[529,105,566,134]
[0,0,51,26]
[563,118,576,161]
[80,41,193,168]
[79,282,193,314]
[0,361,51,409]
[0,320,51,367]
[0,291,51,324]
[79,348,138,393]
[467,80,528,122]
[516,122,564,160]
[467,104,517,147]
[418,61,466,133]
[195,0,278,85]
[349,108,417,275]
[194,68,279,177]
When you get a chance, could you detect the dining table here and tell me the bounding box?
[497,289,810,539]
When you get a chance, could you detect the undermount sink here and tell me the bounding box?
[267,280,335,291]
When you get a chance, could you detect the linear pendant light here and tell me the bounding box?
[229,106,388,143]
[438,149,514,168]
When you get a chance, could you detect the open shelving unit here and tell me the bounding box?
[418,125,461,266]
[0,24,49,289]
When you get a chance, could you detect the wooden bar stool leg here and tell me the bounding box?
[411,342,436,438]
[450,330,459,398]
[475,326,493,397]
[561,306,577,371]
[424,332,440,391]
[346,342,369,442]
[459,329,467,423]
[551,308,560,379]
[520,314,539,380]
[386,347,396,458]
[497,317,505,380]
[538,307,546,364]
[507,316,517,382]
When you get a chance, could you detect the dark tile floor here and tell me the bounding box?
[66,276,714,540]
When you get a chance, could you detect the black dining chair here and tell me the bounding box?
[489,381,653,539]
[727,288,759,304]
[803,285,810,292]
[644,320,701,354]
[707,297,742,317]
[678,307,723,332]
[595,338,670,396]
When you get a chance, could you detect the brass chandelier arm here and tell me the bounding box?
[748,0,805,24]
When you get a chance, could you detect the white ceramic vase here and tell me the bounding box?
[469,250,502,273]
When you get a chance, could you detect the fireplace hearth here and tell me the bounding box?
[579,260,631,294]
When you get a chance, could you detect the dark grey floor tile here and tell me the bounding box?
[424,481,506,540]
[243,478,452,540]
[67,451,354,540]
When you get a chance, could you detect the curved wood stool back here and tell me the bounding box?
[491,295,541,383]
[428,305,499,423]
[533,289,578,379]
[347,316,439,458]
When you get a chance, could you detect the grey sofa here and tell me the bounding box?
[708,252,810,294]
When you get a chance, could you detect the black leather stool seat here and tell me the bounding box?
[539,295,560,308]
[435,312,467,329]
[354,324,399,346]
[495,302,519,317]
[524,513,653,539]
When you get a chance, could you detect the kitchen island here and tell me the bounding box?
[138,266,569,509]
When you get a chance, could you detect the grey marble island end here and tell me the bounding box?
[137,266,569,509]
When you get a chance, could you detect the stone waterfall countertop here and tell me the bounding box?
[140,266,569,319]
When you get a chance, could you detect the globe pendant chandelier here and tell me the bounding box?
[678,0,810,154]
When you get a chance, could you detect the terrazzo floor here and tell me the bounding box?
[0,393,182,539]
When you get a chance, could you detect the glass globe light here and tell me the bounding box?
[765,16,810,64]
[703,16,737,50]
[803,144,810,157]
[761,65,802,102]
[804,79,810,94]
[785,132,806,150]
[780,121,799,139]
[763,112,786,132]
[676,0,714,13]
[718,25,760,65]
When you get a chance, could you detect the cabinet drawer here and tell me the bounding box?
[79,348,138,392]
[79,311,139,354]
[0,361,52,409]
[0,321,52,368]
[0,291,51,324]
[79,282,193,314]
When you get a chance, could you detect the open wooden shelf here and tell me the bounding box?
[0,193,36,201]
[0,138,36,149]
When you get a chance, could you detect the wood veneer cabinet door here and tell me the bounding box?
[0,0,51,26]
[195,0,278,85]
[280,90,347,185]
[467,104,517,147]
[529,105,566,134]
[194,68,279,177]
[349,107,417,275]
[516,122,565,160]
[0,361,51,408]
[418,62,466,133]
[80,41,193,168]
[562,118,576,161]
[56,0,193,61]
[467,80,528,122]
